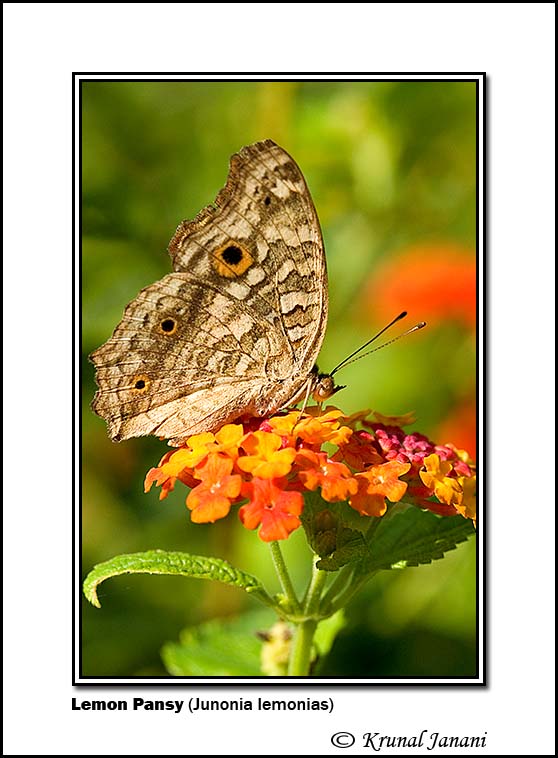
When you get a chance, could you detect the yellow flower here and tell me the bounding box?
[455,475,477,525]
[237,431,297,479]
[419,454,463,507]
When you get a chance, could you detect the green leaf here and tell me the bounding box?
[300,491,368,571]
[314,611,346,658]
[83,550,271,608]
[161,609,276,676]
[356,508,475,576]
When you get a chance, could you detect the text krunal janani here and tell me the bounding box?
[362,730,487,751]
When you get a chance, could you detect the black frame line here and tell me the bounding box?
[74,70,485,76]
[74,72,486,687]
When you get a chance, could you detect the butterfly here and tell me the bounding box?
[90,140,344,446]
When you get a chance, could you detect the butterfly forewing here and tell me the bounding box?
[90,140,328,444]
[168,140,328,370]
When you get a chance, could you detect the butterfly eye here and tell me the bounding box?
[264,196,271,206]
[160,318,177,335]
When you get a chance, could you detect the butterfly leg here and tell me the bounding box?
[290,376,317,435]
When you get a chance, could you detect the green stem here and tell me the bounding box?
[287,558,328,676]
[268,541,301,613]
[305,558,329,616]
[320,564,355,611]
[287,618,318,676]
[247,586,284,611]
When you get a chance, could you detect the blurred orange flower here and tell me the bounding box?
[365,243,476,329]
[436,399,477,459]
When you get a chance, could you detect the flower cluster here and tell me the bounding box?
[145,408,476,542]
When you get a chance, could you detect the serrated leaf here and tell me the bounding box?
[161,609,276,676]
[356,508,475,576]
[83,550,269,608]
[316,529,367,570]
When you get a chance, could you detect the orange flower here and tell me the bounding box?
[419,454,463,507]
[264,411,301,440]
[239,478,304,542]
[144,424,244,500]
[334,429,384,470]
[266,408,352,447]
[144,450,198,500]
[295,409,353,447]
[144,432,217,498]
[295,449,358,502]
[144,468,177,500]
[349,461,411,516]
[145,408,477,539]
[237,431,296,478]
[186,454,242,523]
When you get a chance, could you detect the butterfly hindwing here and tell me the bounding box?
[91,273,274,442]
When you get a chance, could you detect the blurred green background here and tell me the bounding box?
[81,80,477,677]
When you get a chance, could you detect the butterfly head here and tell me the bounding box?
[311,372,346,403]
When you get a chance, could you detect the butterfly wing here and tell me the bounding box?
[91,140,328,443]
[91,273,276,444]
[168,140,328,379]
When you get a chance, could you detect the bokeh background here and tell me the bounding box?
[81,80,477,677]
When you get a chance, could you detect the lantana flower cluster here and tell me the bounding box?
[145,408,476,542]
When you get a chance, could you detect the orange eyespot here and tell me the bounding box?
[160,317,177,335]
[212,241,253,278]
[131,375,150,392]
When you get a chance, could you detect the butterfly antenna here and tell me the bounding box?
[332,320,427,374]
[330,311,408,375]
